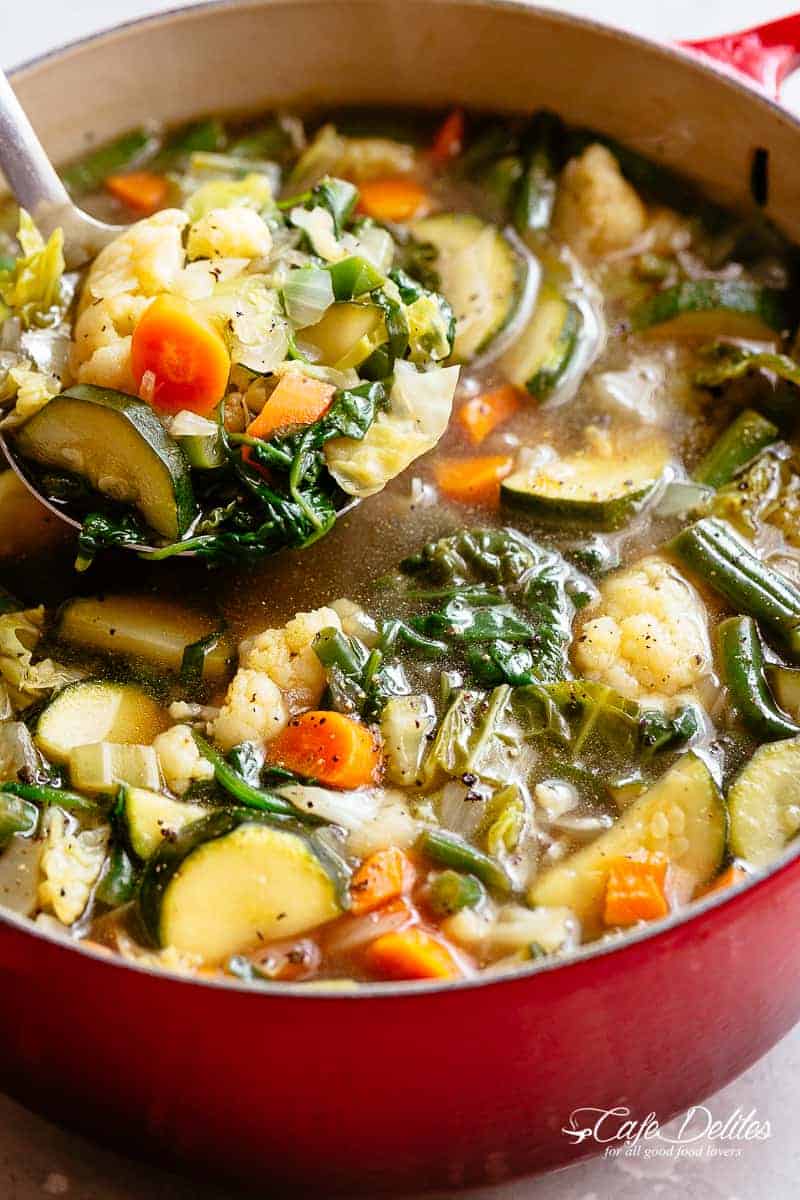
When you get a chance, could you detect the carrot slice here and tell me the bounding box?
[267,710,382,790]
[457,385,521,446]
[350,848,415,915]
[435,455,513,508]
[702,864,749,897]
[357,178,428,223]
[105,171,169,214]
[243,371,335,462]
[367,926,463,981]
[603,858,669,927]
[131,294,231,416]
[430,109,465,165]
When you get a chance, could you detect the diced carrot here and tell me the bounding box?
[267,710,382,790]
[105,171,169,214]
[603,857,669,927]
[456,385,521,446]
[350,848,415,915]
[702,865,749,897]
[357,178,429,223]
[367,926,463,981]
[242,373,335,466]
[435,455,514,508]
[131,294,231,416]
[430,109,465,165]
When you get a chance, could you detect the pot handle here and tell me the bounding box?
[681,15,800,100]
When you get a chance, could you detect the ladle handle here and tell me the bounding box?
[0,67,72,223]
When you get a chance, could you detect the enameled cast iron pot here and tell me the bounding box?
[4,3,800,1192]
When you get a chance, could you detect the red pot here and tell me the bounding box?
[4,4,800,1192]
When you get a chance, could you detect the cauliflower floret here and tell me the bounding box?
[37,809,109,925]
[239,606,342,711]
[574,557,711,702]
[187,207,272,262]
[154,724,215,795]
[69,209,187,390]
[211,668,288,752]
[553,144,647,258]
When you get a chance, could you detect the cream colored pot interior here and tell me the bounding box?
[7,0,800,240]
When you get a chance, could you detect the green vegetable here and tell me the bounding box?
[191,732,308,821]
[428,869,485,916]
[0,792,38,845]
[670,518,800,656]
[116,785,206,860]
[15,385,196,541]
[35,680,167,765]
[501,439,668,530]
[530,754,727,935]
[500,286,581,398]
[423,685,518,786]
[95,844,138,907]
[512,110,563,234]
[281,265,335,328]
[717,616,800,740]
[417,827,512,895]
[693,410,779,489]
[180,629,228,688]
[410,213,520,360]
[138,809,347,962]
[0,780,97,813]
[327,256,385,300]
[729,736,800,866]
[694,343,800,391]
[61,128,157,193]
[312,626,410,721]
[632,281,787,339]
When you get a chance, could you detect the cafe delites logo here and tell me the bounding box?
[562,1104,772,1161]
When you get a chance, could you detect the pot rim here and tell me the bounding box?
[6,0,800,1002]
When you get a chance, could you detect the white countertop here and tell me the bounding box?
[3,2,800,1197]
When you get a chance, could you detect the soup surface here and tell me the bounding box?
[0,107,799,986]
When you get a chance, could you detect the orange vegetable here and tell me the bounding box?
[435,455,513,508]
[357,178,428,223]
[367,926,463,981]
[105,171,169,214]
[268,710,382,790]
[702,865,749,897]
[131,294,231,416]
[350,848,415,915]
[603,858,669,927]
[430,109,465,165]
[457,385,521,446]
[242,373,335,467]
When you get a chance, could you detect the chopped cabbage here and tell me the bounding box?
[289,206,346,262]
[185,173,274,221]
[325,360,459,497]
[0,608,82,708]
[38,808,109,925]
[200,274,289,373]
[0,365,60,428]
[0,211,65,326]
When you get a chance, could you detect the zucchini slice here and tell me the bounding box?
[632,281,787,341]
[69,743,161,795]
[766,665,800,721]
[36,680,168,765]
[502,438,669,530]
[57,595,231,681]
[529,755,726,936]
[501,284,581,397]
[410,213,519,361]
[117,786,206,860]
[729,736,800,867]
[14,384,196,541]
[302,302,387,369]
[139,811,346,964]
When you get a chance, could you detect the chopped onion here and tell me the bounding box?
[282,264,335,328]
[278,783,381,830]
[323,901,415,956]
[654,480,713,519]
[168,410,219,437]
